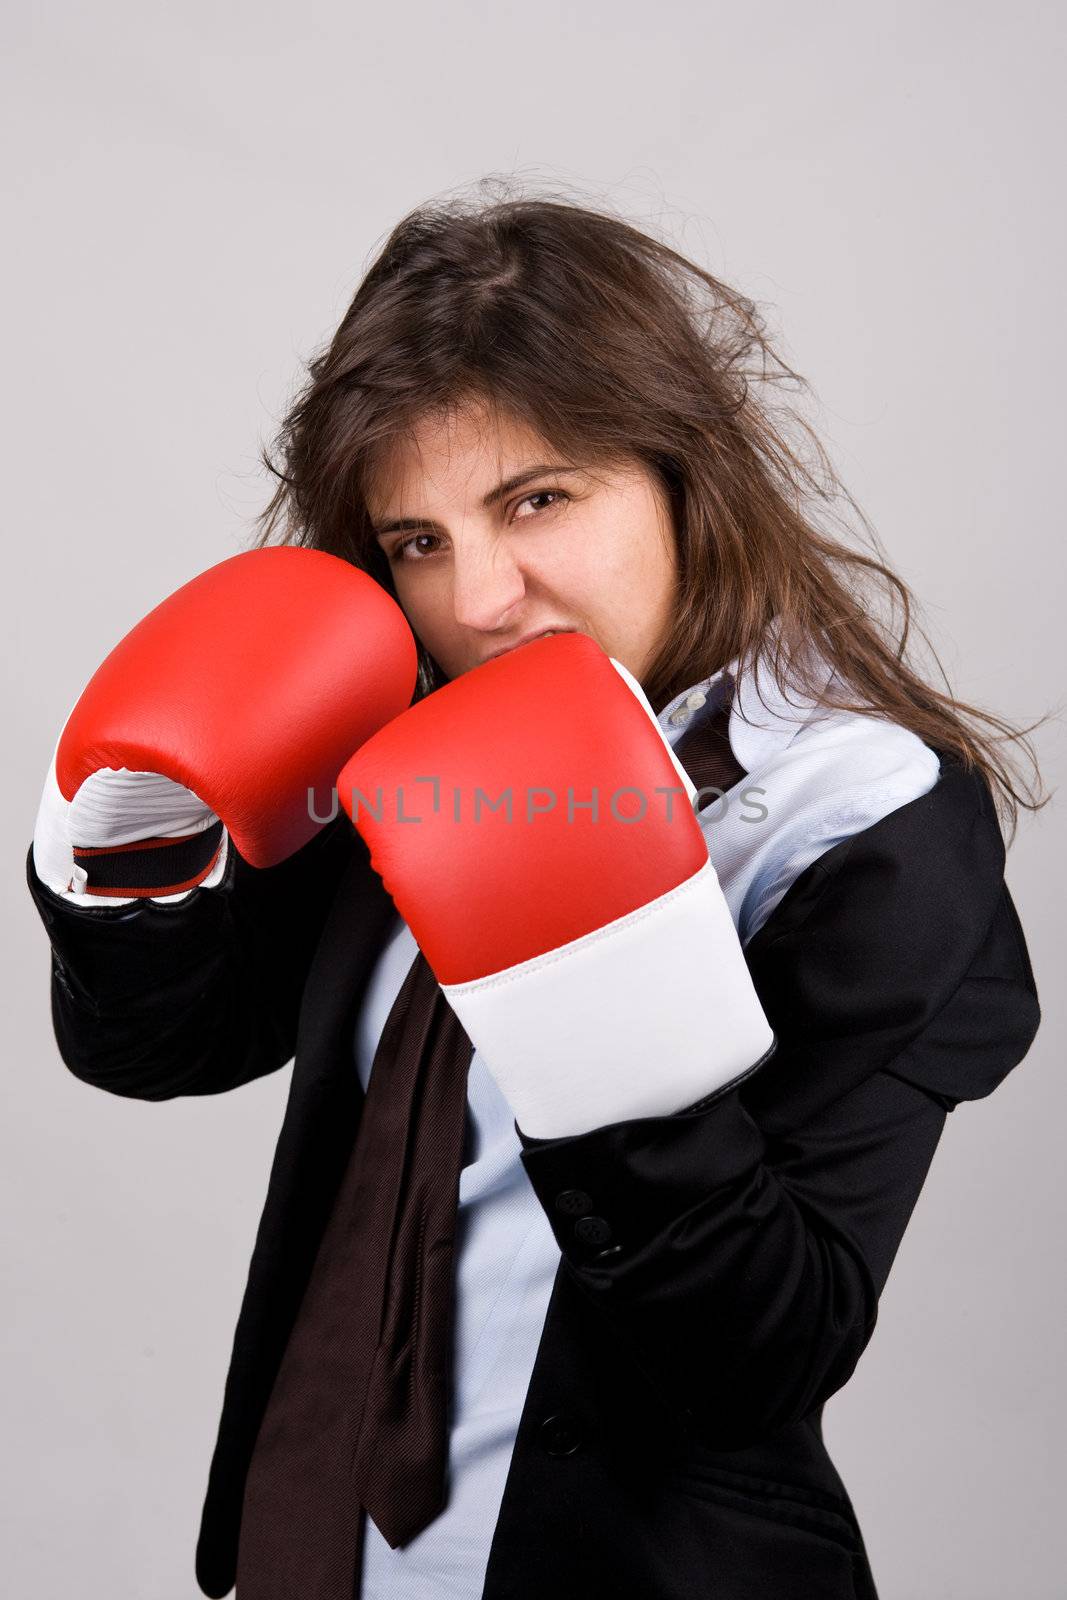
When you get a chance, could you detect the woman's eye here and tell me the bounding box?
[391,533,442,563]
[515,488,568,518]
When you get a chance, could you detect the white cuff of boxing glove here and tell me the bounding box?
[442,859,775,1141]
[32,749,228,907]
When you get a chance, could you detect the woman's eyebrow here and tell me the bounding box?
[371,463,582,540]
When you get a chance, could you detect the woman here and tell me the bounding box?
[28,189,1045,1600]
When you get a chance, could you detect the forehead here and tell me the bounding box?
[366,401,553,514]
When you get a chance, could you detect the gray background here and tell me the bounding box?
[3,3,1063,1595]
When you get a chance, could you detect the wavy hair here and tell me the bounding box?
[252,179,1050,840]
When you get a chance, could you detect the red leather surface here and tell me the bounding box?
[340,632,706,983]
[57,547,417,867]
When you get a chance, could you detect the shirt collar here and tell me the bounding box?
[656,617,839,775]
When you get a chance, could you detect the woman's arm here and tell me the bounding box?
[512,792,1041,1447]
[26,548,416,1103]
[517,1044,951,1444]
[26,812,357,1101]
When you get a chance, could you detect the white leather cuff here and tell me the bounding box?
[442,858,775,1140]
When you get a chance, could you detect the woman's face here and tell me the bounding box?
[365,402,680,683]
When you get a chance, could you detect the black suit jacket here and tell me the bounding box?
[26,750,1040,1600]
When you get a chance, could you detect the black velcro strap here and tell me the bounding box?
[72,821,225,897]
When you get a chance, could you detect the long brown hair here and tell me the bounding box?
[252,180,1050,840]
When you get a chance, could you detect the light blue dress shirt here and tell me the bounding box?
[353,639,940,1597]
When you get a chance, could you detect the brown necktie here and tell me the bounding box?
[234,691,739,1598]
[235,947,474,1597]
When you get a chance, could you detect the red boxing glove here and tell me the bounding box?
[339,632,774,1137]
[33,547,417,899]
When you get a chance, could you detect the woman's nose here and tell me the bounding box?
[451,540,526,632]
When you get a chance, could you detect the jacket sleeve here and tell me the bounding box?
[25,813,357,1101]
[513,766,1041,1447]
